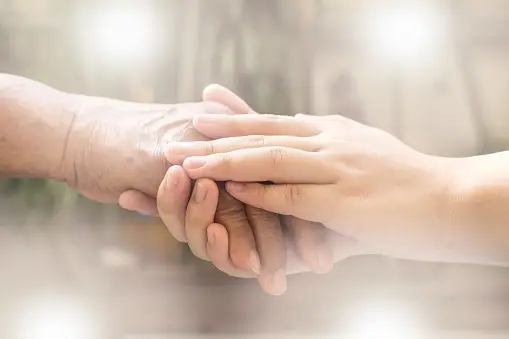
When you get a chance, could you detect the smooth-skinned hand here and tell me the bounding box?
[166,112,462,264]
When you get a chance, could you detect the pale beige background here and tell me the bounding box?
[1,0,509,337]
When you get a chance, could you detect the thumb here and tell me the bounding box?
[202,84,255,114]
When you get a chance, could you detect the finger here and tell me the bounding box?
[215,188,261,275]
[245,206,287,296]
[166,135,318,164]
[182,148,335,184]
[119,190,158,216]
[202,84,254,114]
[192,114,321,139]
[185,178,219,261]
[206,223,255,279]
[157,165,192,242]
[282,216,334,274]
[226,182,334,225]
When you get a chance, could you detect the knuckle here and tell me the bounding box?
[218,153,233,168]
[215,200,248,227]
[258,184,271,203]
[246,135,266,147]
[246,206,277,223]
[204,141,215,155]
[258,225,284,248]
[216,206,245,223]
[269,147,286,168]
[284,184,302,206]
[245,207,282,237]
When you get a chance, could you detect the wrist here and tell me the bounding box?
[0,75,76,180]
[435,153,509,265]
[410,154,469,262]
[57,93,102,189]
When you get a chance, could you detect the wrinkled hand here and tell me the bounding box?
[167,112,455,264]
[62,92,287,293]
[81,86,287,295]
[63,94,228,204]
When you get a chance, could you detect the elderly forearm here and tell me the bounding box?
[0,74,75,180]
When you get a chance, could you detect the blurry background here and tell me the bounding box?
[1,0,509,338]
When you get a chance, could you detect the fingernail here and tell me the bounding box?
[316,250,333,274]
[165,167,179,189]
[207,227,216,246]
[184,157,206,170]
[193,182,207,203]
[271,269,287,295]
[249,251,261,275]
[226,182,246,193]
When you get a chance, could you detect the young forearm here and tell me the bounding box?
[0,74,75,180]
[450,152,509,265]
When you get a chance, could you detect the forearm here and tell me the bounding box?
[450,151,509,265]
[0,74,75,180]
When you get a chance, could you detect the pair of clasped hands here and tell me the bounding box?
[119,84,457,296]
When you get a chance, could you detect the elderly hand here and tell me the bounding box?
[62,87,288,294]
[62,93,228,204]
[119,85,289,295]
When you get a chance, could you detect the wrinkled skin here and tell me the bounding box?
[65,95,223,203]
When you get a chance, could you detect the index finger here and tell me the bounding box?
[182,147,337,184]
